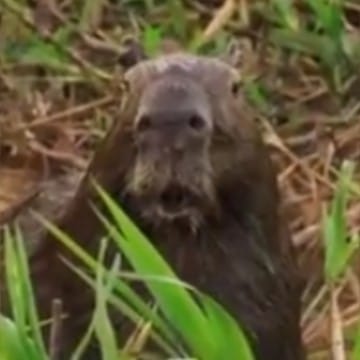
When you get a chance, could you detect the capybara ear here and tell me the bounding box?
[117,36,148,70]
[117,36,185,70]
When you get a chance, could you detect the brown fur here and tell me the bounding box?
[2,53,304,359]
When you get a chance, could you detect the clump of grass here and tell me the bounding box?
[266,0,357,94]
[323,160,359,283]
[322,160,360,359]
[3,161,359,359]
[1,226,48,360]
[0,183,255,360]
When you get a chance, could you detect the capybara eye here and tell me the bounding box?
[136,114,152,132]
[231,79,241,96]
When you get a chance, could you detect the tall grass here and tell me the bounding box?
[2,158,359,359]
[0,183,255,360]
[2,160,359,359]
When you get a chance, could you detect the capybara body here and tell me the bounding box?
[1,53,305,359]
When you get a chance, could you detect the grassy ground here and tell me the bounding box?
[0,0,360,359]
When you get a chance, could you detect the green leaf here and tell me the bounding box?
[94,182,217,358]
[4,227,28,341]
[4,226,48,359]
[305,0,344,38]
[271,0,300,31]
[142,26,162,57]
[0,314,36,360]
[93,238,120,360]
[18,36,72,71]
[94,181,254,359]
[37,214,180,356]
[200,295,254,360]
[323,161,359,282]
[269,28,341,67]
[3,226,48,360]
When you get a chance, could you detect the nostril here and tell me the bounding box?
[188,114,206,131]
[136,115,152,132]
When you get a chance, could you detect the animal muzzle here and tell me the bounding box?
[126,151,216,224]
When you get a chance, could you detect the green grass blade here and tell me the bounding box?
[271,0,300,30]
[93,182,216,356]
[12,226,48,359]
[0,314,37,360]
[142,26,162,57]
[324,161,358,282]
[94,181,252,359]
[63,257,180,358]
[95,207,215,357]
[37,215,181,356]
[200,294,254,360]
[93,238,120,360]
[305,0,344,38]
[4,227,28,341]
[4,226,48,359]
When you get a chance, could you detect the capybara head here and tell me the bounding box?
[120,53,262,230]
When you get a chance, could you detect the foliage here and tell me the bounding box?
[323,160,359,282]
[0,184,254,360]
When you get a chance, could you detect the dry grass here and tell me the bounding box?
[0,1,359,358]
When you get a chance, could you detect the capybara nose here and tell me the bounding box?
[133,73,213,151]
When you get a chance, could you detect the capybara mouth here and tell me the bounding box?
[158,184,196,215]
